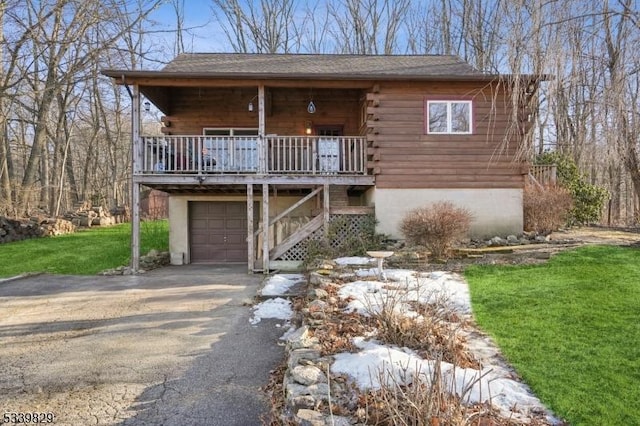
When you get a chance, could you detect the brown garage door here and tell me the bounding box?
[189,202,247,263]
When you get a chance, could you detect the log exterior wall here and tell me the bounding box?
[367,81,526,190]
[161,87,363,137]
[148,78,528,192]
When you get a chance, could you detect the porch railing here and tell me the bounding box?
[529,164,557,187]
[139,135,367,175]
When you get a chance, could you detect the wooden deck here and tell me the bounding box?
[138,135,367,176]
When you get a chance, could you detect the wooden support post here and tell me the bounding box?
[247,184,254,274]
[131,84,141,273]
[262,183,269,273]
[258,84,266,173]
[323,183,330,236]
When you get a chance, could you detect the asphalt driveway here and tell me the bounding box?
[0,265,284,425]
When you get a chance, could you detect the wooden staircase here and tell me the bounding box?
[269,214,324,260]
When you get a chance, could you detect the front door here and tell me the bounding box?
[316,126,343,173]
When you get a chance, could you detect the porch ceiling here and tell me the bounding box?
[139,80,371,115]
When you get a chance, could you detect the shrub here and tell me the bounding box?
[524,184,573,234]
[536,152,608,225]
[400,202,472,260]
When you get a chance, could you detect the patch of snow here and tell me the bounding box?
[249,297,293,325]
[334,256,376,266]
[385,269,417,282]
[354,268,416,283]
[354,267,379,278]
[261,274,305,296]
[338,271,471,317]
[332,338,549,421]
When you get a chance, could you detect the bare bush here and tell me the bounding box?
[523,184,573,234]
[400,202,472,260]
[363,363,506,426]
[363,283,478,369]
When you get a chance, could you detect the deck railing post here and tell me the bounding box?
[131,84,141,273]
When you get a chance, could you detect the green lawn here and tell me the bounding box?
[465,245,640,425]
[0,220,168,277]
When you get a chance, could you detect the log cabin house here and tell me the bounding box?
[102,53,540,272]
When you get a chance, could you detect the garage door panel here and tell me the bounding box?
[189,202,248,263]
[226,234,245,245]
[191,218,208,230]
[226,203,245,215]
[210,234,226,244]
[210,247,227,258]
[205,202,225,212]
[226,248,245,259]
[226,218,245,229]
[208,218,225,228]
[191,234,209,244]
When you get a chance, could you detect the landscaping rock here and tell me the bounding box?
[291,365,327,385]
[307,288,329,299]
[329,415,352,426]
[288,348,322,369]
[296,409,325,426]
[286,326,319,350]
[309,299,328,311]
[291,395,316,409]
[309,272,332,287]
[506,235,519,244]
[489,236,508,246]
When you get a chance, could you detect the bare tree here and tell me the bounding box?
[327,0,411,54]
[211,0,298,53]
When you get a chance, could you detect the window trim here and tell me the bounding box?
[425,99,473,135]
[202,127,259,136]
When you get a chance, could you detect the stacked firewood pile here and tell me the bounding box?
[62,202,129,227]
[0,202,130,245]
[0,216,76,244]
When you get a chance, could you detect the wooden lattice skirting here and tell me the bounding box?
[276,214,371,261]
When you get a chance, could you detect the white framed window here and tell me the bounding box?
[426,100,472,134]
[203,128,258,136]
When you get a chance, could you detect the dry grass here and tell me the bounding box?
[370,297,479,369]
[362,366,493,426]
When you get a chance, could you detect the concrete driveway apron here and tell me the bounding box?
[0,265,284,426]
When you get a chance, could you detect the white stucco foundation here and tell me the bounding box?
[369,188,523,239]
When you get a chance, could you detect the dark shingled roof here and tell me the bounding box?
[102,53,507,82]
[160,53,485,79]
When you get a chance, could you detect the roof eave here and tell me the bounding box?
[100,69,552,85]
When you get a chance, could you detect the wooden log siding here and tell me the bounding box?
[368,82,526,189]
[161,87,363,136]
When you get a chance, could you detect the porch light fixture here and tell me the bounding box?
[307,88,316,114]
[143,101,151,112]
[305,120,313,135]
[307,100,316,114]
[248,94,258,112]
